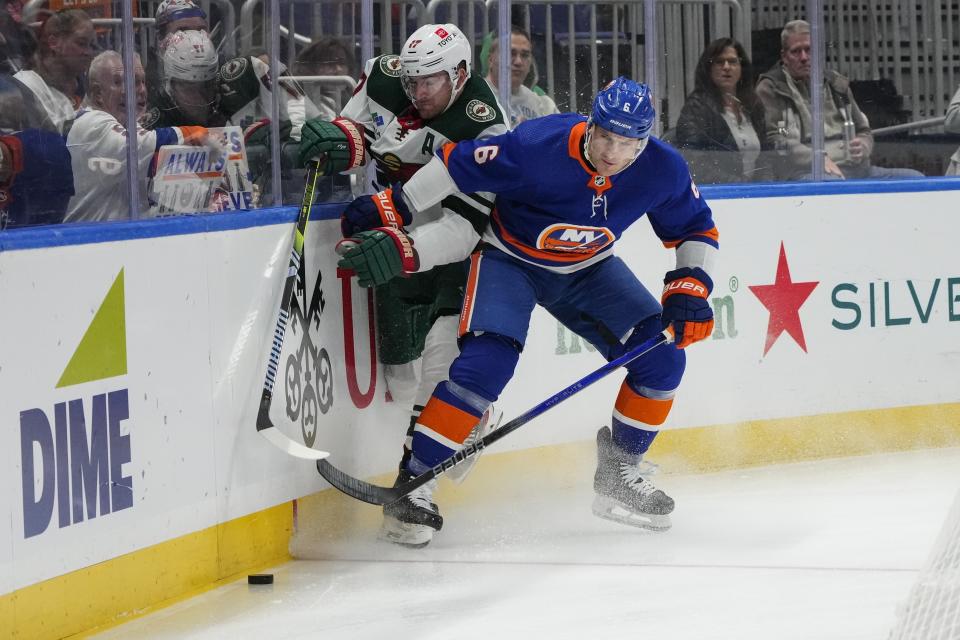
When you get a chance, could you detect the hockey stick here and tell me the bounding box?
[317,330,671,504]
[255,160,331,460]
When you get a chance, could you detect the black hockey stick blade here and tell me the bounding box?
[255,160,330,460]
[317,331,671,504]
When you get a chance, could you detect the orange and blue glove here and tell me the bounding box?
[661,267,714,348]
[340,186,412,237]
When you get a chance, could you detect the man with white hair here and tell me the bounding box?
[65,50,210,222]
[298,24,508,548]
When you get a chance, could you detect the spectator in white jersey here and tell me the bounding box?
[482,26,557,126]
[64,51,211,222]
[14,9,96,132]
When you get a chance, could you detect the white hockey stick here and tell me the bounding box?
[255,160,330,460]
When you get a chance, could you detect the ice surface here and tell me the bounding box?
[90,447,960,640]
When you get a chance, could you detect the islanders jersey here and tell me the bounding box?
[341,55,508,243]
[432,112,718,273]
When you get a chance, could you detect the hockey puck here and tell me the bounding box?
[247,573,274,585]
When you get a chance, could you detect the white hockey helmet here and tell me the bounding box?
[161,29,218,87]
[400,23,471,110]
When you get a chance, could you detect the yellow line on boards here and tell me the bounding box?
[1,502,294,640]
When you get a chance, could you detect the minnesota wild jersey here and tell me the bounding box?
[342,54,508,240]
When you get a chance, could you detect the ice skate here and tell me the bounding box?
[592,426,674,531]
[379,470,443,547]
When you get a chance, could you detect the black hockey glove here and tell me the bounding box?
[340,186,412,237]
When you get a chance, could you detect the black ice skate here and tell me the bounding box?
[592,426,674,531]
[379,469,443,547]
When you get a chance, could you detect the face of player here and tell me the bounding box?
[169,78,217,124]
[97,57,147,121]
[488,33,533,92]
[587,125,646,176]
[402,69,463,120]
[51,20,97,77]
[710,46,742,95]
[782,32,811,82]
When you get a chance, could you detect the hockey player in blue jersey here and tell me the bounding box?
[337,77,719,533]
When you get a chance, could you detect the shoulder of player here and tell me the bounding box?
[67,108,119,137]
[645,136,687,167]
[429,76,506,140]
[360,55,410,114]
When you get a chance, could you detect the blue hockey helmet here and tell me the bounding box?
[589,77,655,139]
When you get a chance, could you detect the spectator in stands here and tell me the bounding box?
[945,83,960,176]
[294,37,356,120]
[675,37,772,183]
[156,0,208,42]
[146,0,209,106]
[1,23,72,229]
[756,19,922,180]
[14,9,95,132]
[1,0,34,72]
[144,30,312,134]
[482,25,558,126]
[65,51,211,222]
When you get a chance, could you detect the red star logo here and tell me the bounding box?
[749,243,819,355]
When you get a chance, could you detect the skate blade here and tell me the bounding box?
[378,516,434,548]
[591,495,672,532]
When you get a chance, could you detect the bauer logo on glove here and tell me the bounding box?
[340,186,413,237]
[660,267,714,349]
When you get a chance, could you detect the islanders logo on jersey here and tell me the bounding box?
[537,224,615,254]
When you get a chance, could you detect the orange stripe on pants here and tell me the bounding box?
[614,382,674,426]
[458,251,482,337]
[417,397,478,444]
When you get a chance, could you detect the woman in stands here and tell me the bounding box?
[675,37,772,184]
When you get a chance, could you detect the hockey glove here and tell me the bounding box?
[340,186,412,237]
[661,267,714,349]
[297,117,366,174]
[336,227,419,288]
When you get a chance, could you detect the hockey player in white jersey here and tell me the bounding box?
[299,24,508,547]
[64,51,213,222]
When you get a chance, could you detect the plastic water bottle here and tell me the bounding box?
[842,113,856,161]
[775,120,789,156]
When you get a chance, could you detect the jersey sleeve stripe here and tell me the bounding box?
[441,194,489,236]
[660,226,720,249]
[440,141,457,167]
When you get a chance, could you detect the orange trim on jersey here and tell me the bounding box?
[567,121,592,174]
[614,383,674,426]
[661,226,720,248]
[440,141,458,168]
[458,251,482,337]
[179,126,208,144]
[493,210,605,264]
[417,398,479,444]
